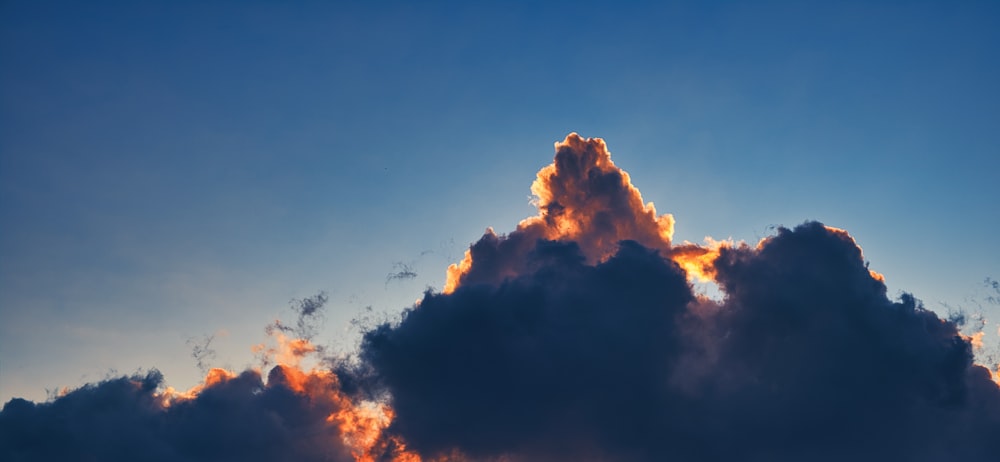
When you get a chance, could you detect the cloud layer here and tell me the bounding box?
[3,134,998,461]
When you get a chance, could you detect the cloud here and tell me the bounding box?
[3,134,998,461]
[359,135,1000,461]
[444,134,675,293]
[363,222,1000,461]
[386,262,419,287]
[0,295,416,462]
[0,368,353,462]
[362,239,694,460]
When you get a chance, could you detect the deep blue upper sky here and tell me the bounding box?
[2,0,998,402]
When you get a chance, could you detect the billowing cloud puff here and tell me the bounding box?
[364,239,693,460]
[444,134,675,292]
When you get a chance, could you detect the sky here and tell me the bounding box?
[1,1,999,457]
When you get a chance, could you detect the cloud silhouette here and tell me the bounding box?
[362,222,1000,461]
[0,368,354,462]
[358,135,1000,461]
[3,134,998,462]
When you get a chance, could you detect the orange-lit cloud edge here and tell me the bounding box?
[145,134,1000,461]
[156,333,422,462]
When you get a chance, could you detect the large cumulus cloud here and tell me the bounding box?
[362,222,1000,461]
[359,135,1000,461]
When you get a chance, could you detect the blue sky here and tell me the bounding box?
[2,0,998,403]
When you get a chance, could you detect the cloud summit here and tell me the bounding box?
[4,134,999,461]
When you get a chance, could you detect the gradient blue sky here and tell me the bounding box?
[2,0,998,403]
